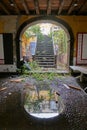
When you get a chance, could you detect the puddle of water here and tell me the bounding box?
[24,82,64,119]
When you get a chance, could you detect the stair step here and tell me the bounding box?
[35,55,55,57]
[36,46,53,48]
[36,48,53,50]
[36,59,55,61]
[39,64,55,66]
[39,65,55,68]
[36,53,54,55]
[35,35,55,68]
[37,44,53,46]
[37,62,54,65]
[36,49,53,51]
[36,56,55,58]
[36,49,54,51]
[35,60,55,62]
[36,54,54,56]
[35,57,55,59]
[36,48,53,49]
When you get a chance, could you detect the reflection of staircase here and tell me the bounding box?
[35,35,56,68]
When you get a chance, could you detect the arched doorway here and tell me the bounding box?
[16,16,74,70]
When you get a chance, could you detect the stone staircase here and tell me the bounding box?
[35,35,56,68]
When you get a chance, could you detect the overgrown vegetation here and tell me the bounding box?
[29,61,41,70]
[24,24,44,41]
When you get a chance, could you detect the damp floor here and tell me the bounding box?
[0,74,87,130]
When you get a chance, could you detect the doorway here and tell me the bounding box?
[16,16,74,71]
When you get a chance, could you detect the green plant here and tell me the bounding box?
[29,61,41,70]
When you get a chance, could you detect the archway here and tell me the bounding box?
[16,16,74,69]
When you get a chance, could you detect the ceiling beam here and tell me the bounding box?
[78,0,87,14]
[0,1,10,14]
[34,0,40,15]
[58,0,65,15]
[12,0,20,14]
[47,0,51,15]
[68,0,77,15]
[21,0,29,14]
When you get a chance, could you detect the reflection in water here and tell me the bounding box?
[24,82,64,118]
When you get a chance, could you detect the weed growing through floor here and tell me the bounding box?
[29,61,41,71]
[18,60,70,82]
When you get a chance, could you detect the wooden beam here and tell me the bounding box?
[68,0,77,15]
[58,0,65,15]
[78,0,87,14]
[34,0,40,15]
[8,0,20,14]
[68,85,81,91]
[47,0,51,15]
[0,1,10,14]
[12,0,20,14]
[21,0,29,14]
[0,87,7,92]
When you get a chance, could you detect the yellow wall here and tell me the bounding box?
[58,16,87,57]
[0,15,87,64]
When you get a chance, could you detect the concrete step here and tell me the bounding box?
[35,35,55,68]
[37,61,55,65]
[39,64,56,68]
[35,57,55,60]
